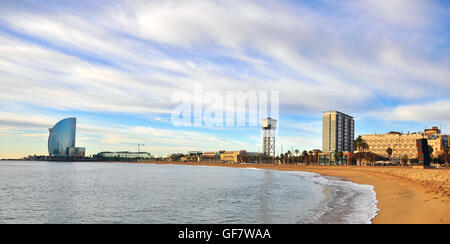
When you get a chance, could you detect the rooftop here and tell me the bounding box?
[323,110,353,118]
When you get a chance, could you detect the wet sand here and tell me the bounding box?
[133,161,450,224]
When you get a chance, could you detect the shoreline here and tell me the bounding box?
[135,161,450,224]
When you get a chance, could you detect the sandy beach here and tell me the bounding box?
[136,161,450,224]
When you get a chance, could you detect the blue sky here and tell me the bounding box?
[0,0,449,158]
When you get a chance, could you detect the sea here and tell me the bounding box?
[0,161,378,224]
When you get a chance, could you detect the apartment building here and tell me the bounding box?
[322,111,355,153]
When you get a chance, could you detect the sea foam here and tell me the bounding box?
[289,171,379,224]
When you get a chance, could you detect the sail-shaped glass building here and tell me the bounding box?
[48,118,76,157]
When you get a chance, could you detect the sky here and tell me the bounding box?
[0,0,449,159]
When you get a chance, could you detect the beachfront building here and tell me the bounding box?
[428,135,449,158]
[48,117,85,157]
[181,151,203,162]
[201,151,221,162]
[220,150,247,163]
[426,127,449,158]
[216,150,266,163]
[360,127,448,160]
[321,111,354,165]
[322,111,355,153]
[96,151,152,160]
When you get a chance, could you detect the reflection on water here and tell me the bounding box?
[256,170,273,223]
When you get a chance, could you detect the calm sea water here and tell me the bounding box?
[0,161,378,224]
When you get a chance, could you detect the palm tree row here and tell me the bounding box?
[277,150,318,165]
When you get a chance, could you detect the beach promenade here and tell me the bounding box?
[139,161,450,224]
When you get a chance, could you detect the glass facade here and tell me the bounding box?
[48,118,76,157]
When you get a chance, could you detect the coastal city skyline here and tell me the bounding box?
[1,0,449,227]
[14,113,450,163]
[1,0,450,159]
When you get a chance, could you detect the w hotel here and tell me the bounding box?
[361,127,448,159]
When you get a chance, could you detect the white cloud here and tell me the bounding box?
[284,121,322,135]
[1,0,448,115]
[364,100,450,130]
[358,0,432,28]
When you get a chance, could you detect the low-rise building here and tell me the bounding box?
[220,150,246,163]
[361,126,448,159]
[67,147,86,157]
[201,152,221,162]
[96,151,152,160]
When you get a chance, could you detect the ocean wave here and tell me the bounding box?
[290,171,379,224]
[244,167,263,170]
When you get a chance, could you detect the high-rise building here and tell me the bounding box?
[48,117,85,157]
[322,111,355,153]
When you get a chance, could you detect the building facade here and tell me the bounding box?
[220,150,246,163]
[96,151,152,160]
[67,146,86,158]
[48,117,86,158]
[48,118,77,157]
[361,127,448,159]
[322,111,355,153]
[201,152,221,162]
[318,151,352,165]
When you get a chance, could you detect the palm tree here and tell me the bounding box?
[354,136,364,152]
[362,142,369,152]
[386,147,393,163]
[354,136,369,165]
[362,142,369,165]
[313,150,321,165]
[286,150,292,164]
[302,150,308,165]
[294,149,300,165]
